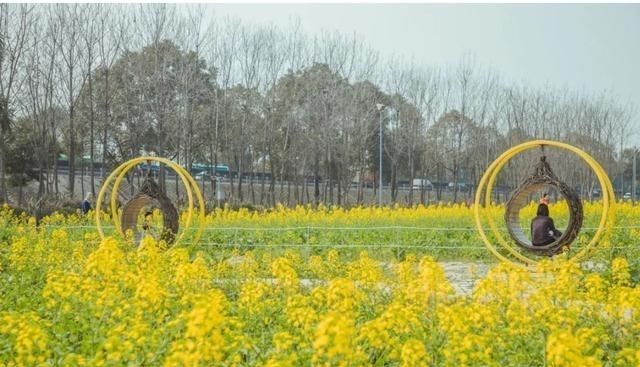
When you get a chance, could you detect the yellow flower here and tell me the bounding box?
[312,311,366,365]
[612,258,631,287]
[0,312,51,366]
[547,328,604,367]
[401,339,429,367]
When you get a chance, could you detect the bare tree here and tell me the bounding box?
[259,25,287,206]
[0,4,34,202]
[1,5,638,208]
[20,6,56,202]
[54,4,87,199]
[77,4,98,198]
[93,5,126,184]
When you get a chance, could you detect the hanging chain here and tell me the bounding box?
[145,159,153,179]
[533,145,557,179]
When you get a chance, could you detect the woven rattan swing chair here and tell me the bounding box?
[120,172,179,245]
[504,152,583,256]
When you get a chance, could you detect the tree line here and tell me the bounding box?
[0,4,637,209]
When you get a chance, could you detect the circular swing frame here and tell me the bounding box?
[504,156,583,256]
[474,140,615,268]
[120,176,179,244]
[95,157,206,248]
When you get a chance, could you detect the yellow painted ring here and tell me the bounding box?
[483,142,610,264]
[97,157,193,244]
[96,157,204,247]
[109,158,194,245]
[95,157,206,248]
[474,140,615,269]
[484,141,614,264]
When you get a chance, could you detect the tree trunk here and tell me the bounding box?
[249,168,256,205]
[337,176,341,206]
[322,177,328,205]
[453,160,459,203]
[175,151,180,201]
[88,58,95,197]
[236,153,244,203]
[52,108,59,194]
[357,162,365,204]
[68,102,76,198]
[102,67,110,180]
[420,167,426,205]
[269,170,277,206]
[436,163,442,201]
[17,184,23,207]
[328,149,334,206]
[0,145,6,203]
[259,156,266,205]
[314,153,320,206]
[229,166,235,203]
[294,174,300,205]
[260,119,268,205]
[408,150,415,206]
[81,163,85,201]
[38,157,45,200]
[391,163,398,203]
[278,170,285,206]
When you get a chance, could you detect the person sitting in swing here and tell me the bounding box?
[531,203,562,246]
[142,210,153,232]
[136,210,155,246]
[539,192,550,205]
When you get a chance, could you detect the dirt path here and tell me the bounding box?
[440,261,494,296]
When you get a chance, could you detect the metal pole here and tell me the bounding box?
[216,176,224,208]
[379,109,383,206]
[633,148,637,203]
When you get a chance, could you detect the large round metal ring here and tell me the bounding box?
[95,157,206,248]
[474,140,615,268]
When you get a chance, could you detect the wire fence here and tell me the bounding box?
[35,224,640,231]
[49,240,634,250]
[25,224,640,252]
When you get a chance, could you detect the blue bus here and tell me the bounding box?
[191,163,230,177]
[134,162,230,178]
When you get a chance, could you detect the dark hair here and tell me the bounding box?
[145,211,153,217]
[537,203,549,217]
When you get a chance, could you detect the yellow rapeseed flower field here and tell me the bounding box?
[0,202,639,366]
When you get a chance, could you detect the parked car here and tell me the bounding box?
[412,179,433,191]
[194,171,213,180]
[622,192,632,200]
[398,180,411,189]
[447,182,466,190]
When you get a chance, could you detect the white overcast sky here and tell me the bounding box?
[205,3,640,138]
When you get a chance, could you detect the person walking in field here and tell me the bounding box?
[81,193,92,215]
[531,203,562,246]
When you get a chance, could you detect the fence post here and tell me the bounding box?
[234,227,239,250]
[395,226,400,259]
